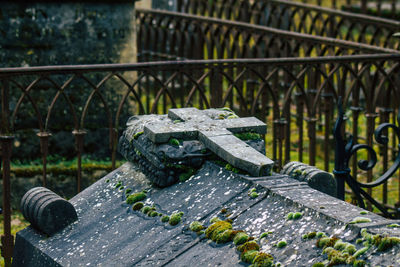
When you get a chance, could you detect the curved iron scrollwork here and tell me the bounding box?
[333,98,400,218]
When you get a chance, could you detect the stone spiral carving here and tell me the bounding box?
[281,161,337,197]
[20,187,78,236]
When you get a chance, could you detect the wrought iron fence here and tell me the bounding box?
[3,54,400,262]
[136,8,399,63]
[175,0,400,49]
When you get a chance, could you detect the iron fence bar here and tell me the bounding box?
[136,8,400,55]
[2,54,400,76]
[1,78,13,267]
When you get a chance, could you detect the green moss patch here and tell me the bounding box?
[225,163,240,174]
[141,206,153,215]
[287,211,302,220]
[133,131,144,140]
[241,250,259,263]
[234,132,262,141]
[349,217,372,224]
[252,252,274,267]
[132,202,144,211]
[215,229,238,244]
[179,168,196,182]
[205,221,232,241]
[168,212,184,226]
[189,221,204,232]
[250,192,259,199]
[115,181,122,189]
[126,191,147,205]
[302,232,317,240]
[277,240,287,248]
[168,138,180,146]
[237,241,260,253]
[233,232,249,245]
[161,215,170,223]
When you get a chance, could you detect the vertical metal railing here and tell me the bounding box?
[1,78,13,267]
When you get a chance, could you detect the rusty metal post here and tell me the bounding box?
[273,119,286,170]
[1,136,14,267]
[72,130,86,193]
[306,117,317,166]
[361,0,367,14]
[210,68,223,108]
[37,132,51,188]
[110,128,118,170]
[322,93,333,171]
[379,107,391,205]
[295,92,304,162]
[365,112,378,210]
[1,77,13,267]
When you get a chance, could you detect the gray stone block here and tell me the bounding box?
[20,187,78,236]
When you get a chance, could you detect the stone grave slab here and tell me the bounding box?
[13,161,400,267]
[13,107,400,267]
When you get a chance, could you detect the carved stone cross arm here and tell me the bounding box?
[144,108,274,176]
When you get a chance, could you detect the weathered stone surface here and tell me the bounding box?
[13,162,400,266]
[281,161,337,197]
[20,187,78,236]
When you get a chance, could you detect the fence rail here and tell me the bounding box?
[3,54,400,262]
[136,8,399,64]
[175,0,400,49]
[300,0,399,18]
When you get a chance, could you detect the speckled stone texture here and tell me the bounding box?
[13,162,400,266]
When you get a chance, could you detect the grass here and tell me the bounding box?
[11,156,125,177]
[0,211,29,267]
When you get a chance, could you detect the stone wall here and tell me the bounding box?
[0,1,138,67]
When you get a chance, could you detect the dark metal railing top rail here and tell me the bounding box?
[175,0,400,49]
[3,53,400,263]
[301,0,399,18]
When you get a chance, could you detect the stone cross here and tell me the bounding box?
[144,108,274,176]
